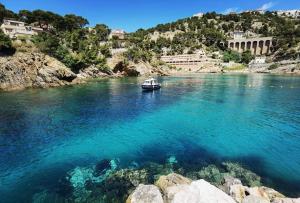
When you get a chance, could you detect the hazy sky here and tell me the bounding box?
[1,0,300,32]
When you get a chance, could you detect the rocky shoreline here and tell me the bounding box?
[127,173,299,203]
[0,52,168,91]
[1,52,300,92]
[30,157,300,203]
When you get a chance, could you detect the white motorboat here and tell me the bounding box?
[141,78,161,90]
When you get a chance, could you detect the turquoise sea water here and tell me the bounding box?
[0,74,300,202]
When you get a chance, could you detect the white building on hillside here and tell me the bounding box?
[250,57,266,64]
[109,29,126,39]
[233,31,246,39]
[276,10,300,18]
[1,19,43,39]
[193,12,204,18]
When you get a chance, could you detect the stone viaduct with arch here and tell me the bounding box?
[227,37,273,55]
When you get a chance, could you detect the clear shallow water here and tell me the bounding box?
[0,74,300,202]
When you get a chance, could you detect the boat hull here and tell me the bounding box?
[141,84,161,90]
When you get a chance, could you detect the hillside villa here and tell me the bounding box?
[1,19,43,39]
[109,29,126,40]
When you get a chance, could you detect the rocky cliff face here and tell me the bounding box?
[108,52,170,77]
[124,61,169,77]
[0,52,78,91]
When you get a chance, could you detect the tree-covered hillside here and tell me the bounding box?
[126,11,300,60]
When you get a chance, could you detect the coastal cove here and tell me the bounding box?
[0,74,300,202]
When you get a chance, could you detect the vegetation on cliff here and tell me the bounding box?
[0,29,15,54]
[0,3,111,73]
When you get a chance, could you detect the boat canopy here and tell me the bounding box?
[145,78,156,82]
[143,78,158,84]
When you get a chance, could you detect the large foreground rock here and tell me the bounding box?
[0,52,78,91]
[165,179,236,203]
[127,184,163,203]
[242,195,270,203]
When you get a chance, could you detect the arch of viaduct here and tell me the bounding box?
[227,37,273,55]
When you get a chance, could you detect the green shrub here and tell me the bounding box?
[198,165,224,186]
[223,50,240,63]
[241,50,254,64]
[124,47,152,63]
[33,32,109,72]
[32,32,60,56]
[0,30,15,55]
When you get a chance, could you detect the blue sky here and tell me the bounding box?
[1,0,300,32]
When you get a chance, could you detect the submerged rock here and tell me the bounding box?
[67,167,96,202]
[167,156,178,164]
[111,169,149,187]
[32,191,65,203]
[194,162,262,189]
[197,164,224,186]
[128,161,140,169]
[143,162,179,182]
[64,159,120,202]
[222,162,262,187]
[67,167,95,189]
[94,159,111,176]
[92,168,150,202]
[127,184,163,203]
